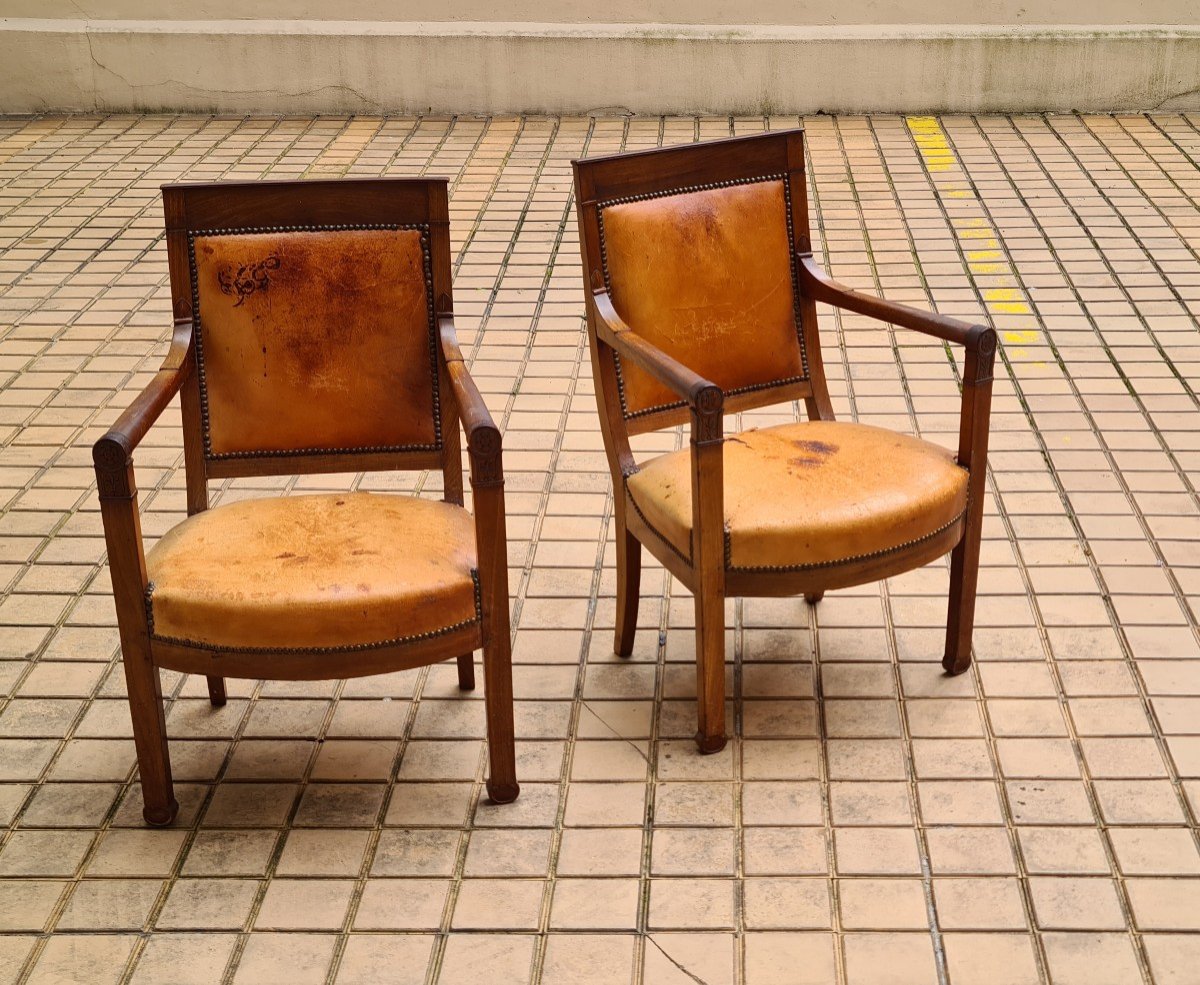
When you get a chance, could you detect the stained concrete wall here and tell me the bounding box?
[1,3,1199,113]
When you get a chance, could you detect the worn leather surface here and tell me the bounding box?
[626,421,968,569]
[192,228,437,457]
[600,179,804,417]
[145,493,478,650]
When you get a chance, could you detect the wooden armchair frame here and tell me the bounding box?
[93,178,517,825]
[573,130,997,753]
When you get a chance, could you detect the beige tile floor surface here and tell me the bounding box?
[0,113,1197,984]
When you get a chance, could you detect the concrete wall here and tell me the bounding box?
[5,0,1196,24]
[2,2,1199,113]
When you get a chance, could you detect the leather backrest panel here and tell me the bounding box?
[599,178,806,418]
[191,227,437,459]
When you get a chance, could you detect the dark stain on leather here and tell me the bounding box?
[789,438,838,469]
[675,197,722,240]
[218,255,280,307]
[267,250,371,378]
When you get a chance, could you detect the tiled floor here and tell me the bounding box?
[0,113,1197,984]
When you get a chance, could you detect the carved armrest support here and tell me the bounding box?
[591,291,724,441]
[438,316,504,489]
[93,323,191,500]
[798,255,997,381]
[590,292,725,538]
[797,255,996,470]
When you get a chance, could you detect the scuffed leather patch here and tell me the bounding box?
[600,179,805,417]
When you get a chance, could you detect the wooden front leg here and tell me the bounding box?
[468,429,519,804]
[94,444,178,826]
[943,330,996,674]
[690,388,727,754]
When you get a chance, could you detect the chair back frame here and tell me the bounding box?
[161,178,465,516]
[573,129,834,473]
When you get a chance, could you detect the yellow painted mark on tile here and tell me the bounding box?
[906,116,955,172]
[906,115,1043,351]
[991,302,1034,316]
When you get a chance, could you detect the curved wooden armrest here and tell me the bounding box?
[438,316,504,487]
[798,256,996,472]
[93,323,192,498]
[798,255,995,354]
[592,292,723,419]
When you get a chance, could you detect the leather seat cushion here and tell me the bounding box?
[625,421,968,570]
[145,493,479,651]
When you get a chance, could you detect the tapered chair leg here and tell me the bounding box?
[456,653,476,691]
[482,631,519,803]
[206,675,226,707]
[943,529,982,675]
[614,520,641,657]
[805,592,824,605]
[124,649,178,827]
[693,589,727,754]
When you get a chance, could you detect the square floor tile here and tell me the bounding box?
[334,935,434,985]
[255,878,354,930]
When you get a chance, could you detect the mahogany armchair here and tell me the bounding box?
[93,178,518,825]
[572,130,996,753]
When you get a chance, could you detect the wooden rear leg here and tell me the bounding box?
[615,519,641,657]
[456,654,476,691]
[943,526,982,675]
[693,588,727,754]
[805,592,824,605]
[206,675,226,707]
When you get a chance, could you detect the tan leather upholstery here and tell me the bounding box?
[145,493,478,651]
[600,179,804,417]
[626,421,968,570]
[191,228,438,458]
